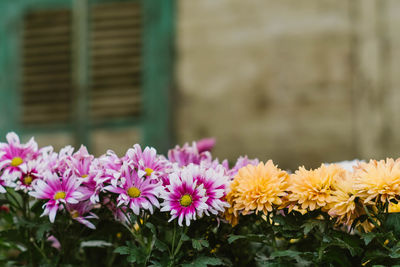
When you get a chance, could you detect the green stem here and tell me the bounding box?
[5,188,22,210]
[31,239,49,263]
[363,204,380,229]
[171,222,176,257]
[144,234,154,266]
[268,212,278,252]
[173,226,188,257]
[167,223,178,267]
[122,223,146,248]
[121,208,133,226]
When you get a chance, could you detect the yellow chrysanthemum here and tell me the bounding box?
[224,195,240,226]
[228,161,288,216]
[354,158,400,204]
[328,171,364,227]
[287,164,345,212]
[389,202,400,213]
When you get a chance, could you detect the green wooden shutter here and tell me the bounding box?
[90,2,142,121]
[0,0,175,154]
[22,8,73,125]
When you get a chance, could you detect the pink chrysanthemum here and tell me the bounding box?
[96,150,123,185]
[160,169,208,226]
[0,175,9,193]
[53,145,75,176]
[188,164,230,215]
[104,163,161,215]
[196,138,216,153]
[227,156,260,179]
[0,132,39,179]
[29,172,83,222]
[67,201,99,229]
[69,146,96,179]
[68,146,103,203]
[39,146,59,174]
[13,159,47,192]
[47,235,61,250]
[124,144,171,182]
[103,197,129,224]
[168,142,212,168]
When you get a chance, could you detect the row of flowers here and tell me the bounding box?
[227,159,400,232]
[0,132,399,233]
[0,132,257,230]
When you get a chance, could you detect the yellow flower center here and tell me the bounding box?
[180,194,192,207]
[23,175,33,185]
[127,187,141,198]
[70,210,79,219]
[81,174,88,178]
[145,168,154,176]
[11,157,23,167]
[54,191,66,200]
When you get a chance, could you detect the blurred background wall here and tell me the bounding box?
[176,0,400,169]
[1,0,399,170]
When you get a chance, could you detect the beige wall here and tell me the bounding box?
[176,0,400,169]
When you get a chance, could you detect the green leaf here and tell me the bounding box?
[191,240,203,251]
[114,246,130,255]
[182,256,224,267]
[127,253,136,263]
[181,233,190,241]
[363,249,391,262]
[270,250,301,258]
[191,239,209,251]
[302,220,325,236]
[35,222,52,241]
[128,246,146,264]
[199,239,209,248]
[227,235,246,244]
[81,240,112,248]
[362,232,377,246]
[148,260,163,267]
[269,250,311,265]
[331,237,363,257]
[322,248,352,267]
[385,213,400,235]
[302,222,314,235]
[154,239,168,252]
[145,222,157,235]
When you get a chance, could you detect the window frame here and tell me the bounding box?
[0,0,175,153]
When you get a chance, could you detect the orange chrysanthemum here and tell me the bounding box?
[227,161,288,217]
[328,170,367,229]
[389,202,400,213]
[354,158,400,204]
[224,194,240,226]
[287,164,346,212]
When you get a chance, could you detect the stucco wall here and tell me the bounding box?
[176,0,399,169]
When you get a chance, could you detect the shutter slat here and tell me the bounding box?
[24,53,71,66]
[92,88,140,98]
[91,37,141,49]
[93,18,141,30]
[23,44,70,57]
[92,3,140,20]
[91,45,141,57]
[23,64,71,75]
[92,77,141,89]
[91,28,141,40]
[92,57,141,68]
[23,84,71,92]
